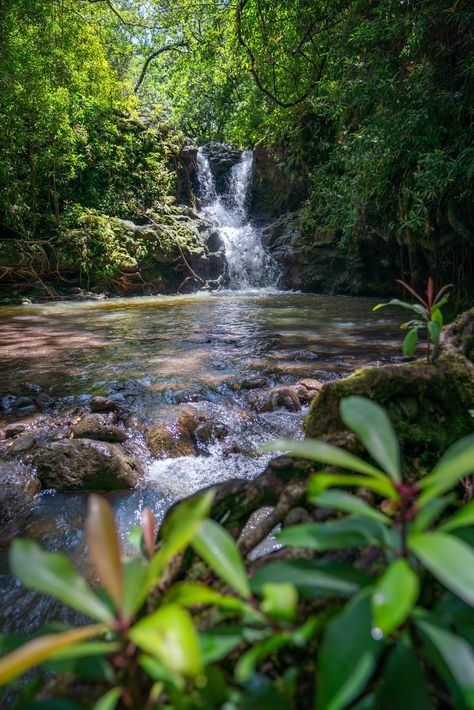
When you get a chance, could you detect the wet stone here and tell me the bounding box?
[4,423,26,438]
[32,439,143,491]
[71,413,127,443]
[7,433,37,454]
[90,396,120,414]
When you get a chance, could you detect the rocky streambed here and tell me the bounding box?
[0,290,406,633]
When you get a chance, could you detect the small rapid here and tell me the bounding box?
[197,149,279,289]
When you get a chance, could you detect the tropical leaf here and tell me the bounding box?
[263,438,388,481]
[130,604,202,677]
[0,625,102,686]
[192,519,250,598]
[9,540,113,622]
[371,560,419,637]
[86,495,123,614]
[409,532,474,606]
[340,397,401,482]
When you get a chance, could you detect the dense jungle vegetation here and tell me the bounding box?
[0,0,473,299]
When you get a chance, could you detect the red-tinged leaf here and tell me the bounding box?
[426,277,434,308]
[141,508,157,560]
[396,279,428,308]
[86,495,123,615]
[0,624,103,685]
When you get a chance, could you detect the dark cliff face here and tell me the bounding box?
[250,144,309,221]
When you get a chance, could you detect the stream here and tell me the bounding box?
[0,149,401,636]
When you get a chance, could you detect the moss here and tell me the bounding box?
[304,354,474,470]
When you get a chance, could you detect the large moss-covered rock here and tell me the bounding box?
[304,354,474,466]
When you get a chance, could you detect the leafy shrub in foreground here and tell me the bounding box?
[0,397,473,708]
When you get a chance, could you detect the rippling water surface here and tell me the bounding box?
[0,290,400,633]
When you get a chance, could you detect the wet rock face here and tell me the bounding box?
[261,212,347,292]
[251,144,308,220]
[200,142,242,194]
[31,439,144,491]
[71,413,127,443]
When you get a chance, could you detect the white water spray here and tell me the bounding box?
[197,148,279,289]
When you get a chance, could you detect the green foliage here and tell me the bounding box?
[374,278,452,360]
[2,397,474,707]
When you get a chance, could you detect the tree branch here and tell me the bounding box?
[134,41,187,93]
[235,0,324,108]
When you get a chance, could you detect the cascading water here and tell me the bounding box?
[197,148,279,290]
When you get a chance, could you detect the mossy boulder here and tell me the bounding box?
[304,354,474,467]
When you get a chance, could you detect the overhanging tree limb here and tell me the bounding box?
[134,41,187,93]
[235,0,324,108]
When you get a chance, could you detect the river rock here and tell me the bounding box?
[251,386,302,413]
[4,423,26,438]
[72,413,127,443]
[0,460,40,529]
[32,439,143,491]
[11,396,37,414]
[297,378,324,404]
[146,416,197,458]
[90,396,121,414]
[7,432,37,454]
[230,376,268,392]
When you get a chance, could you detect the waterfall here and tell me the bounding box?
[196,148,279,290]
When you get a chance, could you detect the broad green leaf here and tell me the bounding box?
[163,582,246,611]
[235,634,289,683]
[192,519,250,598]
[122,557,148,619]
[418,434,474,503]
[311,489,391,523]
[277,516,392,552]
[309,473,397,500]
[0,625,102,685]
[9,540,113,622]
[127,525,143,553]
[86,495,123,614]
[409,532,474,606]
[372,299,426,318]
[415,617,474,707]
[340,397,401,482]
[411,495,455,533]
[260,582,298,622]
[427,320,441,346]
[371,560,419,637]
[441,499,474,533]
[138,655,184,691]
[402,328,418,357]
[251,559,371,599]
[92,687,122,710]
[317,591,383,710]
[129,604,202,677]
[263,438,388,481]
[431,307,443,328]
[375,639,432,709]
[146,490,214,592]
[199,627,244,665]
